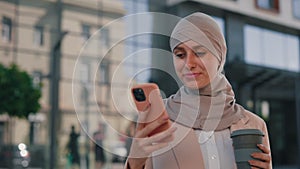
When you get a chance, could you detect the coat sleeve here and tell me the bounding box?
[231,111,273,169]
[249,112,273,169]
[262,121,273,169]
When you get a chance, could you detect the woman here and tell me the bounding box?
[126,12,272,169]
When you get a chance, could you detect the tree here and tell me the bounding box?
[0,63,41,118]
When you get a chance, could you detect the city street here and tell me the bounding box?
[1,0,300,169]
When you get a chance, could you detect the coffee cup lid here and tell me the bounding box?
[231,129,264,138]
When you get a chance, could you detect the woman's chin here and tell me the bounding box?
[184,82,204,89]
[183,79,210,89]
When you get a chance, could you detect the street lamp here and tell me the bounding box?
[49,30,68,169]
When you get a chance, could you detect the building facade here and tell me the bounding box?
[0,0,140,168]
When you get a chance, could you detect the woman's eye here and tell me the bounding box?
[175,53,185,58]
[195,52,206,57]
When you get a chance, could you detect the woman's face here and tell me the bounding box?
[173,40,219,89]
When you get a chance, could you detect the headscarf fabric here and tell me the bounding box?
[166,12,245,131]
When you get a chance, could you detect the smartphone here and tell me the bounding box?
[131,83,171,136]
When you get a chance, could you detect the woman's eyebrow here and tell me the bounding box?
[191,45,205,51]
[173,45,205,52]
[173,46,184,52]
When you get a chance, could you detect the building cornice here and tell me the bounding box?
[168,0,300,31]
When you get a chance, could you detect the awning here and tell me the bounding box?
[224,61,300,101]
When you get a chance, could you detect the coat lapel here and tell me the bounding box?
[151,123,205,169]
[172,123,205,169]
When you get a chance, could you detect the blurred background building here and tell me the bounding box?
[150,1,300,169]
[0,0,299,169]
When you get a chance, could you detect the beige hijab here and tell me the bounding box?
[166,12,245,131]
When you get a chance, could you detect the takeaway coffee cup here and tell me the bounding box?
[231,129,264,169]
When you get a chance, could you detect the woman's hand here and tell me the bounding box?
[127,109,177,169]
[248,144,272,169]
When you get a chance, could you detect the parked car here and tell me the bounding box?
[0,143,30,168]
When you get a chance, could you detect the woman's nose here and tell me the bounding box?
[185,53,197,69]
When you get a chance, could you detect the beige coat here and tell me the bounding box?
[126,110,272,169]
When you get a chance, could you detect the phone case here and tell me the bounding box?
[131,83,171,136]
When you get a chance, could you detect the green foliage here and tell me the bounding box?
[0,63,41,118]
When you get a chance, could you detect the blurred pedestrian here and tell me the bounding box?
[92,123,106,169]
[66,125,80,169]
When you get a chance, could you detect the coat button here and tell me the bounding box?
[211,155,217,160]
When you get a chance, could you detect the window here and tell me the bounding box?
[255,0,279,12]
[82,24,90,41]
[28,113,45,144]
[33,26,44,46]
[212,16,225,37]
[100,28,110,48]
[2,16,12,42]
[244,25,299,72]
[100,59,110,84]
[79,62,90,84]
[293,0,300,19]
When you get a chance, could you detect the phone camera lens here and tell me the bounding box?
[133,88,146,102]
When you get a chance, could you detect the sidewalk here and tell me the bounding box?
[80,162,125,169]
